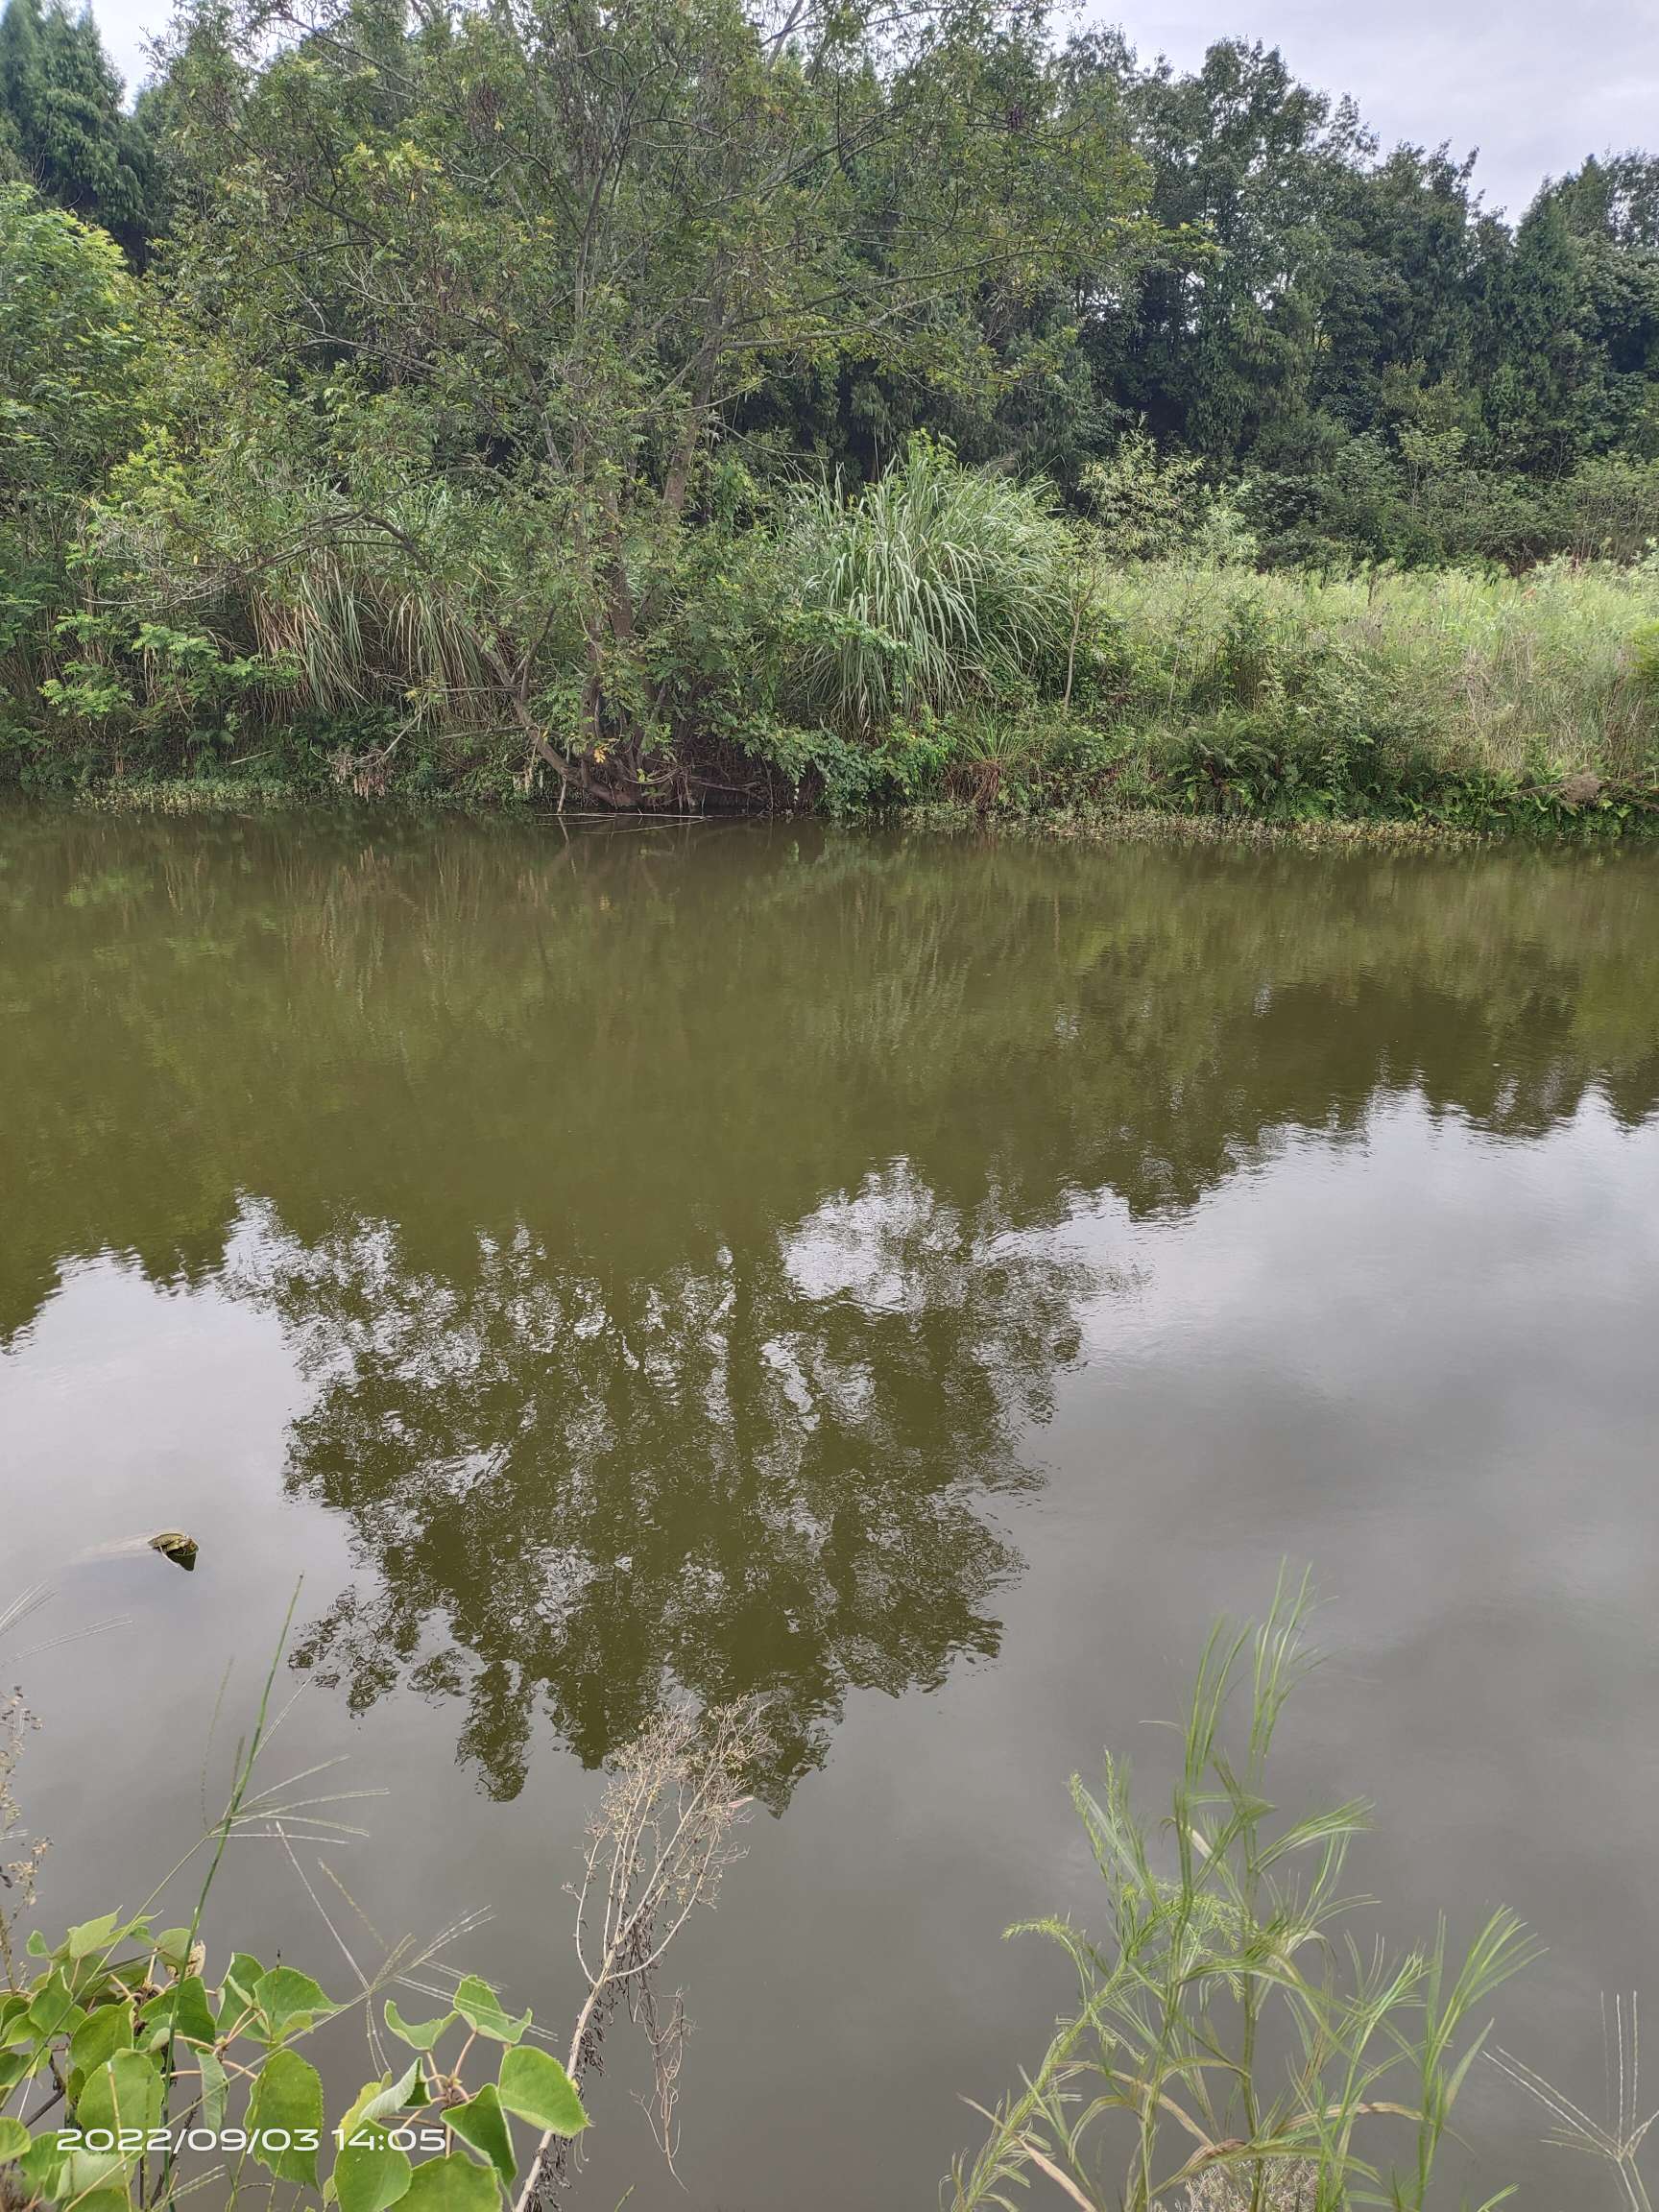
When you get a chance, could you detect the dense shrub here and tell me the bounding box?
[776,439,1072,738]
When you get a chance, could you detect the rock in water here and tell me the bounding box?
[148,1531,199,1572]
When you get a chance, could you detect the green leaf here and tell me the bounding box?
[0,1994,36,2050]
[335,2137,415,2212]
[384,2001,453,2053]
[252,1964,335,2043]
[140,1975,217,2047]
[495,2047,588,2137]
[0,2116,29,2160]
[68,2190,130,2212]
[336,2059,422,2145]
[398,2152,500,2212]
[69,2002,134,2080]
[247,2047,325,2185]
[26,1971,81,2039]
[152,1927,197,1975]
[17,2128,71,2200]
[60,2151,130,2200]
[197,2044,228,2133]
[445,2084,515,2189]
[66,1913,127,1961]
[78,2050,164,2139]
[222,1952,265,2017]
[452,1978,528,2045]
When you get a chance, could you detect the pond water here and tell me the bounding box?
[4,807,1659,2208]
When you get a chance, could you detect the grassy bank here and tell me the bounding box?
[17,554,1659,836]
[1068,558,1659,824]
[9,445,1659,835]
[914,554,1659,836]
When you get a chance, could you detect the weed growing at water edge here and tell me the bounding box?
[949,1570,1539,2212]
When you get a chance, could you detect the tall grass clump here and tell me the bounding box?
[246,485,510,732]
[950,1571,1539,2212]
[780,438,1070,738]
[1101,557,1659,811]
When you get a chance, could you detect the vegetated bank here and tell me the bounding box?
[15,449,1659,837]
[8,0,1659,835]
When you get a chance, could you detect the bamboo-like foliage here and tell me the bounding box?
[247,488,509,731]
[949,1572,1539,2212]
[781,440,1070,738]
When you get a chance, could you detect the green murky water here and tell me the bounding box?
[4,808,1658,2204]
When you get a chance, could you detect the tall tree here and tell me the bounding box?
[1480,195,1587,469]
[1102,39,1371,458]
[141,0,1154,800]
[0,181,145,667]
[0,0,155,254]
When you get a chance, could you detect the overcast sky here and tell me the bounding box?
[90,0,1659,220]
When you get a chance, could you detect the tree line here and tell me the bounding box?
[4,0,1659,805]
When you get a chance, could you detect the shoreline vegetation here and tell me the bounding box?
[12,538,1659,838]
[20,573,1659,839]
[0,1588,760,2212]
[5,0,1659,838]
[35,786,1626,851]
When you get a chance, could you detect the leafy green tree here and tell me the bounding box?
[1479,196,1587,469]
[0,0,155,255]
[1549,151,1659,250]
[126,0,1153,802]
[0,181,146,683]
[1310,144,1484,438]
[1098,40,1370,459]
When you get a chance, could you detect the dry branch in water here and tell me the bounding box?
[516,1699,765,2212]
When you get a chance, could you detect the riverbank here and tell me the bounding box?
[9,552,1659,837]
[27,771,1655,844]
[36,769,1657,848]
[43,781,1497,849]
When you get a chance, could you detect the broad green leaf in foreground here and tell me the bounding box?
[445,2084,516,2188]
[496,2046,588,2136]
[384,2001,454,2053]
[337,2059,423,2145]
[79,2050,164,2139]
[252,1964,336,2043]
[247,2047,325,2185]
[334,2138,415,2212]
[140,1973,217,2047]
[69,2002,134,2080]
[398,2152,500,2212]
[452,1977,529,2045]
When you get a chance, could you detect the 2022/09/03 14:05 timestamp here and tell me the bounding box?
[54,2128,451,2155]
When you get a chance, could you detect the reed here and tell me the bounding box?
[778,440,1071,738]
[949,1571,1539,2212]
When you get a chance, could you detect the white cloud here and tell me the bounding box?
[1099,0,1659,216]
